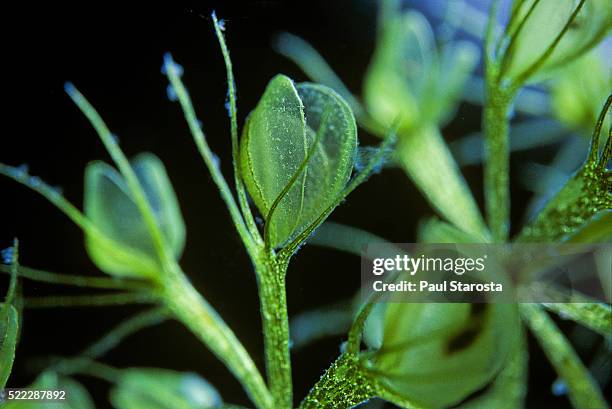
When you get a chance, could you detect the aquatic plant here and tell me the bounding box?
[1,1,611,408]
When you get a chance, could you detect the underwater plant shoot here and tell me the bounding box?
[1,1,611,408]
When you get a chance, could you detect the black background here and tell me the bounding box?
[0,0,606,408]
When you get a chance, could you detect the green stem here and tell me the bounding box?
[299,353,376,409]
[483,79,513,242]
[23,292,158,308]
[212,13,263,246]
[163,53,259,259]
[257,257,292,409]
[0,264,148,291]
[520,304,607,409]
[162,266,273,409]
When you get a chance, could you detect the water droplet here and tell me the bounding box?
[29,176,42,188]
[17,164,29,174]
[552,379,567,396]
[161,52,184,77]
[224,100,231,117]
[1,246,14,264]
[50,186,64,198]
[218,18,226,31]
[111,134,120,144]
[166,84,178,102]
[211,153,221,169]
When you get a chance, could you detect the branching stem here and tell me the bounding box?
[161,264,273,409]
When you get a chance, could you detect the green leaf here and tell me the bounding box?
[418,217,487,244]
[551,49,611,135]
[290,299,353,349]
[426,40,479,127]
[1,240,19,390]
[84,153,185,278]
[109,368,221,409]
[566,210,612,243]
[520,304,607,409]
[518,97,611,242]
[309,221,389,256]
[363,7,424,132]
[0,304,18,390]
[240,75,357,248]
[364,4,478,132]
[2,371,95,409]
[458,325,528,409]
[363,303,520,408]
[397,125,488,238]
[502,0,612,83]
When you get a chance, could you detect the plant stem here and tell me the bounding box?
[299,353,376,409]
[0,265,149,291]
[257,257,293,409]
[23,292,158,308]
[520,304,607,409]
[162,266,273,409]
[483,79,513,242]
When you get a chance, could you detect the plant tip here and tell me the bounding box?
[211,10,225,31]
[63,81,76,96]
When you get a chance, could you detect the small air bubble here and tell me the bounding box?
[196,119,203,129]
[1,246,14,265]
[29,176,42,188]
[111,134,120,143]
[211,153,221,168]
[255,216,264,226]
[8,164,28,179]
[161,52,184,77]
[51,186,63,197]
[167,84,178,102]
[552,380,567,396]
